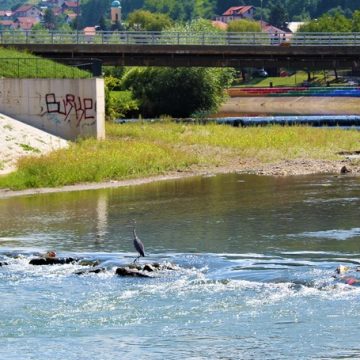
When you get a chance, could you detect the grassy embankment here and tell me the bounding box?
[0,121,359,190]
[0,47,90,78]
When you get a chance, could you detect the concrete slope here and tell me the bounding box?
[0,113,68,175]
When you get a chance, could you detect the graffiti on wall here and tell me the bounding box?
[43,93,96,128]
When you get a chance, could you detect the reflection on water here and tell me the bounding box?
[0,173,360,359]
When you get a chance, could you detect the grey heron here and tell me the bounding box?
[131,222,145,263]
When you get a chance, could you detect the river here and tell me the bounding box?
[0,173,360,359]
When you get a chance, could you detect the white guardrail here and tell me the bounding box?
[1,31,360,46]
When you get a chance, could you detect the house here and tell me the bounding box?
[216,6,255,24]
[14,16,40,30]
[13,4,43,20]
[65,12,77,24]
[0,10,13,19]
[83,26,96,42]
[52,6,64,16]
[259,20,287,35]
[61,1,78,12]
[0,20,15,29]
[47,0,66,6]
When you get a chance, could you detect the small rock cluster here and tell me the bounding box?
[1,253,178,278]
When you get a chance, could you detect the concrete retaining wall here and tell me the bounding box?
[0,78,105,140]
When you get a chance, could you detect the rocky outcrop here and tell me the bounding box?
[29,257,80,265]
[115,262,178,278]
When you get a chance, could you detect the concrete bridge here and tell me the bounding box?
[1,31,360,69]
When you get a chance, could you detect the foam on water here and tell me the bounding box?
[293,228,360,240]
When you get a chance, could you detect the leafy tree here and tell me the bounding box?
[31,23,46,31]
[121,19,234,118]
[57,23,73,32]
[352,10,360,32]
[122,67,234,117]
[299,11,352,32]
[269,0,288,28]
[44,8,57,30]
[121,0,145,17]
[99,16,110,31]
[169,18,223,34]
[111,20,123,31]
[144,0,195,21]
[227,19,261,32]
[80,0,108,26]
[194,0,217,19]
[127,10,173,31]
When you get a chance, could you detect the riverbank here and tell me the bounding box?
[216,96,360,116]
[0,120,359,198]
[0,157,358,199]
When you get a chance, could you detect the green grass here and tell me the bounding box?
[235,71,346,88]
[17,143,41,153]
[0,47,91,78]
[0,122,359,190]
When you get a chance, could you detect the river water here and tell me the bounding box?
[0,173,360,359]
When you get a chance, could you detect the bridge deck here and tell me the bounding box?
[2,31,360,69]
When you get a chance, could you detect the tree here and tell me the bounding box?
[144,0,196,21]
[121,0,145,17]
[269,0,288,28]
[298,11,351,32]
[121,19,234,118]
[352,10,360,32]
[44,8,57,30]
[80,0,108,26]
[194,0,217,19]
[98,16,110,31]
[127,10,173,31]
[227,19,261,32]
[122,67,234,118]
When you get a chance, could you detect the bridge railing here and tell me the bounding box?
[1,30,360,46]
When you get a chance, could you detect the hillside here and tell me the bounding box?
[3,0,360,24]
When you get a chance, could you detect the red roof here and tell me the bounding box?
[66,13,77,19]
[0,20,14,26]
[51,6,64,15]
[63,1,78,7]
[223,6,254,16]
[83,26,96,35]
[14,4,38,13]
[15,16,40,30]
[259,20,287,34]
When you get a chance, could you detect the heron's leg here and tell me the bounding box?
[133,256,140,263]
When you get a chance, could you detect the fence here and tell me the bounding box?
[228,86,360,97]
[1,30,360,46]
